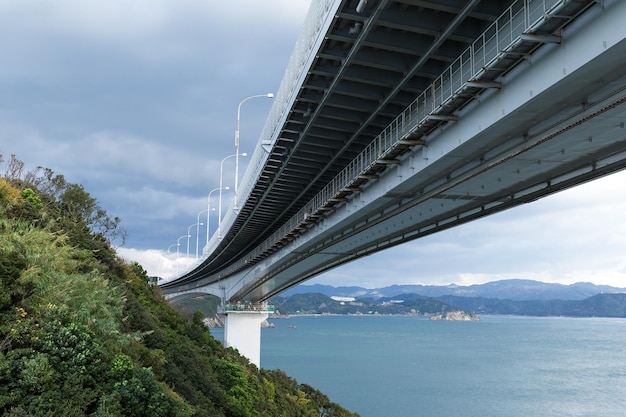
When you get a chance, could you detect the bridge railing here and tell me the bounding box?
[214,0,339,245]
[223,303,275,314]
[231,0,339,213]
[435,0,561,106]
[215,0,581,279]
[299,0,567,221]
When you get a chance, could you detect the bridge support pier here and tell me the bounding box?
[223,303,274,367]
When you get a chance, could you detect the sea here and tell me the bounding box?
[211,315,626,417]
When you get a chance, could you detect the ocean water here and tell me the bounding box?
[213,315,626,417]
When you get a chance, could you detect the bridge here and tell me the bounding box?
[161,0,626,366]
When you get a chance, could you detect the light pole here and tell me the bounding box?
[219,153,246,234]
[176,234,188,275]
[206,186,228,247]
[167,243,178,279]
[167,243,179,279]
[235,93,274,205]
[187,223,202,259]
[196,209,208,259]
[176,235,188,260]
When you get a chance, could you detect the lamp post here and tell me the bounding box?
[187,223,203,259]
[176,235,188,260]
[206,186,228,247]
[196,209,208,259]
[167,243,178,279]
[176,234,189,275]
[218,153,246,235]
[235,93,274,205]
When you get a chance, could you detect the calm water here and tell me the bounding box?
[213,315,626,417]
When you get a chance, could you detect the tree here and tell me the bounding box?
[0,156,127,247]
[2,154,25,180]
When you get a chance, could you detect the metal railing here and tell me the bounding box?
[233,0,339,212]
[224,303,275,313]
[212,0,339,245]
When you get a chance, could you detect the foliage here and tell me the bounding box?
[1,155,127,249]
[273,289,626,318]
[271,292,462,316]
[21,188,42,210]
[173,294,222,321]
[0,155,359,417]
[439,293,626,317]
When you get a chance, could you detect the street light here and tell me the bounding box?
[206,186,228,246]
[176,234,189,275]
[176,234,188,260]
[187,223,203,259]
[235,93,274,204]
[196,209,208,259]
[167,242,180,278]
[219,153,246,234]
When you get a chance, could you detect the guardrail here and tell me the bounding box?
[233,0,564,219]
[233,0,339,212]
[213,0,339,248]
[224,304,275,313]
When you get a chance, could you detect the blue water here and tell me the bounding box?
[213,315,626,417]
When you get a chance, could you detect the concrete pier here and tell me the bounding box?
[223,303,274,367]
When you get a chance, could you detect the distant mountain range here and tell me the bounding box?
[437,293,626,317]
[272,279,626,317]
[270,292,466,317]
[281,279,626,301]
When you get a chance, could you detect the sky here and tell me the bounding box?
[1,0,625,289]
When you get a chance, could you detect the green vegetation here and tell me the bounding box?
[439,294,626,317]
[273,289,626,318]
[174,294,222,321]
[270,292,464,316]
[0,154,359,417]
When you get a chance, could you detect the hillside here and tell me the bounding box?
[270,292,475,317]
[276,282,626,318]
[0,155,358,417]
[439,293,626,317]
[283,280,626,301]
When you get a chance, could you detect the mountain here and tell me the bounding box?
[270,292,475,317]
[281,284,374,298]
[273,289,626,318]
[0,162,358,417]
[283,279,626,301]
[276,280,626,317]
[439,293,626,317]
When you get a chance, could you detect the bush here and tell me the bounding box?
[0,156,360,417]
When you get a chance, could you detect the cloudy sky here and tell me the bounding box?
[1,0,625,289]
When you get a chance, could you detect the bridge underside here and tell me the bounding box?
[241,68,626,302]
[162,0,625,302]
[163,0,541,285]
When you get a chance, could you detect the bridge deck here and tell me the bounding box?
[161,0,617,298]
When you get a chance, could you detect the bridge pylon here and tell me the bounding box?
[222,303,274,367]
